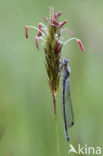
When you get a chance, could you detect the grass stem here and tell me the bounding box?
[52,92,61,156]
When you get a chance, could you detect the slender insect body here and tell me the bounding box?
[60,58,74,142]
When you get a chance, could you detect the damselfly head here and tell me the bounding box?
[59,58,69,72]
[62,58,68,65]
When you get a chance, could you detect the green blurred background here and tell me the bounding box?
[0,0,103,156]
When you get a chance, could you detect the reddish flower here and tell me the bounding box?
[59,20,67,27]
[25,25,28,38]
[77,39,84,52]
[37,24,42,37]
[35,37,39,50]
[43,16,48,23]
[25,8,84,53]
[56,11,63,17]
[65,28,74,35]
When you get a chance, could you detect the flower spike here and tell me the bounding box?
[25,8,84,90]
[25,8,84,53]
[25,8,84,88]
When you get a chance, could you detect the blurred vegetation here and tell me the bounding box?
[0,0,103,156]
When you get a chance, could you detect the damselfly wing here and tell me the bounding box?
[64,75,74,128]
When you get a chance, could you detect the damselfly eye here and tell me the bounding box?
[63,58,68,65]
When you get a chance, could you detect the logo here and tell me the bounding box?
[68,144,102,155]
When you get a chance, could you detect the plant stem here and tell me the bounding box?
[52,92,60,156]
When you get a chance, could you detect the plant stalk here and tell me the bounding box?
[52,92,60,156]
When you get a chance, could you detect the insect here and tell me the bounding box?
[59,58,74,142]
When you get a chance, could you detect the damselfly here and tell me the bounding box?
[59,58,74,142]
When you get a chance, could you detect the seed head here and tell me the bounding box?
[25,8,84,95]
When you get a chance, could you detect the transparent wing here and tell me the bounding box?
[65,77,74,128]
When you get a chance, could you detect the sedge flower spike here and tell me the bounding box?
[25,8,84,101]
